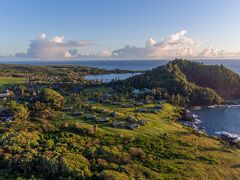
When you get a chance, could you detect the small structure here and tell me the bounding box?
[131,88,152,97]
[112,121,125,127]
[155,105,163,109]
[102,100,112,104]
[112,101,121,105]
[109,112,118,117]
[0,90,10,98]
[100,109,108,113]
[126,116,137,123]
[0,115,13,122]
[96,117,110,123]
[138,119,147,126]
[85,114,97,120]
[72,112,83,116]
[136,108,148,113]
[127,123,140,130]
[135,102,144,106]
[121,104,134,108]
[62,107,72,112]
[151,109,160,114]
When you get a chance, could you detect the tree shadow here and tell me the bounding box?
[231,164,240,168]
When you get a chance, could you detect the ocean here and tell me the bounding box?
[2,59,240,73]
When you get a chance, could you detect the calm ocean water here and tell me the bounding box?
[1,59,240,73]
[1,59,240,136]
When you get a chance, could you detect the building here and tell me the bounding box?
[72,112,83,116]
[85,114,97,120]
[139,119,147,126]
[112,121,125,127]
[96,117,110,123]
[127,123,140,130]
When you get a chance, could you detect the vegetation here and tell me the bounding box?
[0,77,26,90]
[0,64,138,83]
[39,88,64,110]
[125,59,240,106]
[0,61,239,179]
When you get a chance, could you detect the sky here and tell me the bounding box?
[1,0,240,60]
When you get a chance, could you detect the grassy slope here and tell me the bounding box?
[52,102,240,179]
[0,77,27,90]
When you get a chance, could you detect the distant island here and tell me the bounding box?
[0,59,239,179]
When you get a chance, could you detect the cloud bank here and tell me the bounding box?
[112,30,199,59]
[10,31,240,59]
[15,33,95,59]
[112,31,240,59]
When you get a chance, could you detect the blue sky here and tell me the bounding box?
[0,0,240,59]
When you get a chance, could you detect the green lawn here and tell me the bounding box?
[53,103,182,137]
[52,102,240,178]
[0,77,27,90]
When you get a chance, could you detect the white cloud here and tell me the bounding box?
[15,33,94,59]
[198,47,240,58]
[51,35,64,43]
[112,30,199,59]
[10,31,240,59]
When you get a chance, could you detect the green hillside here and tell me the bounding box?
[125,59,240,106]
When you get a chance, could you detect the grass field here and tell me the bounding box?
[0,77,27,90]
[52,102,240,179]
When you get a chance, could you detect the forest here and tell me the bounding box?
[124,59,240,106]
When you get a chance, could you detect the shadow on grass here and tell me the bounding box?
[231,164,240,168]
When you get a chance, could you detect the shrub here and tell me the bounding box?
[39,88,64,110]
[99,170,129,180]
[129,147,145,159]
[60,153,92,179]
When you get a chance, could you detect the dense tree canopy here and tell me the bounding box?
[3,101,29,120]
[39,88,64,110]
[124,59,240,106]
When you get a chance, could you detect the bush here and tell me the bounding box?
[4,101,29,120]
[39,88,64,110]
[99,170,129,180]
[60,153,92,179]
[129,147,145,159]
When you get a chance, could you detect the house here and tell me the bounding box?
[126,116,137,123]
[143,99,151,104]
[127,123,140,130]
[101,100,112,104]
[136,108,148,113]
[72,112,83,116]
[112,101,121,105]
[85,114,97,120]
[151,109,160,114]
[96,117,110,123]
[138,119,147,126]
[0,115,13,122]
[112,121,125,127]
[109,112,118,117]
[155,105,163,109]
[63,107,73,112]
[131,88,152,97]
[135,102,144,106]
[121,104,134,108]
[0,90,10,98]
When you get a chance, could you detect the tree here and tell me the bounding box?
[60,153,92,179]
[19,85,26,96]
[4,101,29,120]
[31,101,54,120]
[39,88,64,110]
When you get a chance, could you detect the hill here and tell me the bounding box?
[125,59,240,106]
